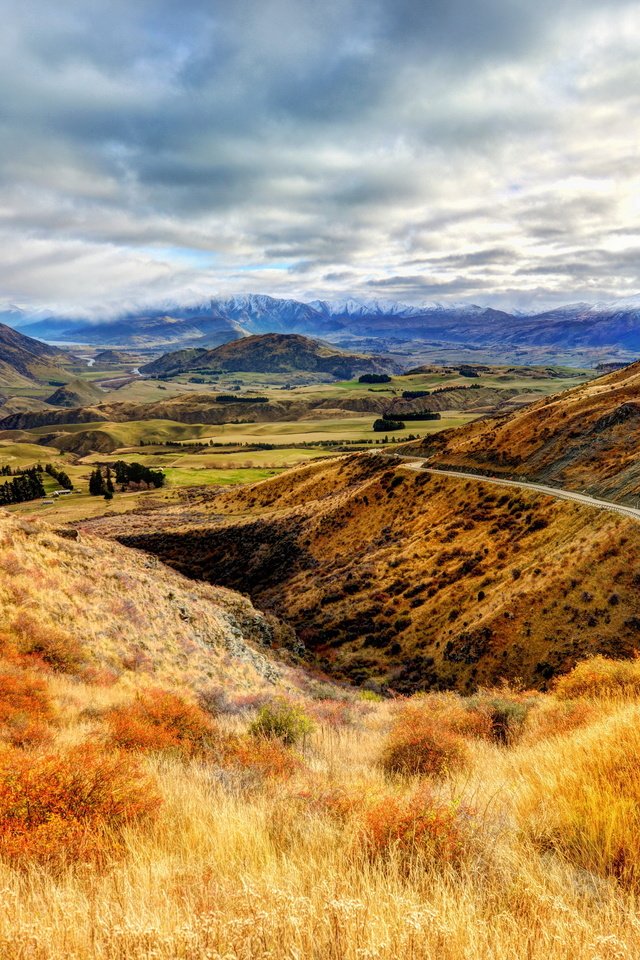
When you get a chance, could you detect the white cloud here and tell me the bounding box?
[0,0,639,315]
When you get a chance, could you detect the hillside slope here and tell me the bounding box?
[141,333,398,378]
[45,378,105,408]
[0,322,69,387]
[411,360,640,503]
[0,511,305,697]
[87,454,640,693]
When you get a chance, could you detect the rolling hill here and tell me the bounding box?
[86,452,640,693]
[45,378,105,408]
[411,359,640,504]
[140,333,398,378]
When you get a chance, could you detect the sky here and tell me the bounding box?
[1,0,639,317]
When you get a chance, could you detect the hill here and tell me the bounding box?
[0,510,304,698]
[140,333,398,378]
[45,378,105,408]
[86,453,640,693]
[410,360,640,503]
[0,321,69,387]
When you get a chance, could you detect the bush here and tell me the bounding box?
[314,783,473,865]
[521,697,599,743]
[106,688,219,757]
[9,614,85,674]
[226,735,302,780]
[0,744,159,865]
[380,703,469,777]
[0,667,55,748]
[554,655,640,700]
[248,698,313,746]
[464,690,537,744]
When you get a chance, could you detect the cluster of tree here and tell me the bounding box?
[458,365,480,378]
[89,461,167,496]
[373,418,405,432]
[44,463,73,490]
[0,468,46,506]
[88,466,115,498]
[402,390,430,399]
[214,394,269,404]
[359,373,391,383]
[431,383,481,394]
[386,411,441,422]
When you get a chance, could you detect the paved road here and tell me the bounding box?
[393,457,640,524]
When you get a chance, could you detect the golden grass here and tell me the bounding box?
[2,508,640,958]
[1,661,640,958]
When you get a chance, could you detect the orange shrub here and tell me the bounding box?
[554,656,640,700]
[312,783,473,864]
[361,785,472,863]
[226,735,302,780]
[380,704,469,777]
[0,743,159,865]
[9,614,85,674]
[521,697,600,743]
[106,687,219,757]
[0,667,55,748]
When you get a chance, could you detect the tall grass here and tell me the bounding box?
[1,666,640,958]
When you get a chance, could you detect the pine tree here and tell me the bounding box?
[105,465,114,494]
[89,467,105,496]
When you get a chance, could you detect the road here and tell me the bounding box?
[393,457,640,524]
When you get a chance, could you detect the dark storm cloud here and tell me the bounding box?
[0,0,638,312]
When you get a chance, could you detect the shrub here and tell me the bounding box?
[314,783,473,865]
[248,699,313,747]
[9,614,85,674]
[309,699,353,728]
[554,655,640,700]
[0,667,55,749]
[0,744,159,865]
[521,697,600,743]
[106,688,219,757]
[380,703,469,777]
[361,785,472,863]
[464,690,537,744]
[226,735,302,780]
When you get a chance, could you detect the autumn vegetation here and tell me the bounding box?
[2,474,640,957]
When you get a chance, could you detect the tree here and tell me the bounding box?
[89,468,105,496]
[105,466,114,494]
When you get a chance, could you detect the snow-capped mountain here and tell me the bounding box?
[5,292,640,357]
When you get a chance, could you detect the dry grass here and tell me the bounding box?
[1,650,640,958]
[2,509,640,958]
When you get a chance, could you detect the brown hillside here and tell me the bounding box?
[411,360,640,503]
[87,454,640,693]
[0,511,306,697]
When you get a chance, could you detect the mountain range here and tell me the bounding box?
[7,293,640,358]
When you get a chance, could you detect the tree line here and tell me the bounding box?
[0,468,46,506]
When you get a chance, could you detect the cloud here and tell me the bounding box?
[0,0,639,315]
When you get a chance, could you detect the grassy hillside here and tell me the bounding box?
[411,360,640,503]
[90,453,640,692]
[2,552,640,960]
